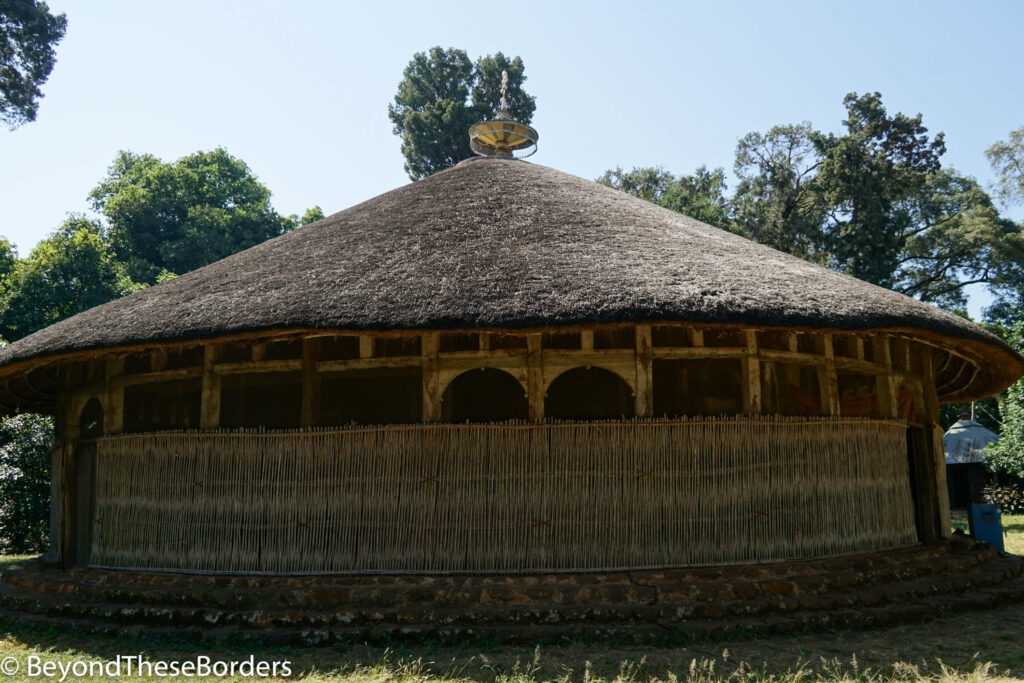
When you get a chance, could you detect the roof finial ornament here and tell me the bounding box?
[469,69,538,159]
[497,70,510,117]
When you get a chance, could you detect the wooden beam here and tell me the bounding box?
[251,343,266,362]
[103,358,125,434]
[301,339,320,427]
[527,333,544,422]
[421,333,441,423]
[213,360,302,375]
[113,367,202,387]
[580,330,594,351]
[652,346,746,359]
[742,331,761,414]
[200,344,221,429]
[318,357,423,373]
[688,328,704,347]
[151,349,167,372]
[634,324,653,417]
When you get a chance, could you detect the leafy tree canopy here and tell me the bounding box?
[983,322,1024,479]
[0,216,138,341]
[0,0,66,128]
[89,148,296,284]
[597,165,736,233]
[388,47,535,180]
[601,93,1024,313]
[987,127,1024,207]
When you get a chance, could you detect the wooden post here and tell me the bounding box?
[922,349,950,538]
[421,333,441,423]
[301,338,320,427]
[580,330,594,351]
[742,331,761,414]
[151,349,167,371]
[818,334,840,416]
[359,336,373,359]
[103,357,125,435]
[252,343,267,362]
[634,324,653,417]
[200,344,221,429]
[874,336,900,419]
[527,333,544,422]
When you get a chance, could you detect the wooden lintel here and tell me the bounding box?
[213,360,302,375]
[652,346,746,359]
[318,357,422,373]
[114,367,202,387]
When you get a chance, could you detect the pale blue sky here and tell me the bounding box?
[2,1,1022,317]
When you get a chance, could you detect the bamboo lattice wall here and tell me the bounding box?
[90,417,916,574]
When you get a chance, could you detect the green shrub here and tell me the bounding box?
[0,414,53,554]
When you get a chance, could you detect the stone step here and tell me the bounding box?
[1,555,1018,631]
[5,572,1024,646]
[0,543,995,611]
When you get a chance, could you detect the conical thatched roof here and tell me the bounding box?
[0,156,1021,407]
[943,419,1000,464]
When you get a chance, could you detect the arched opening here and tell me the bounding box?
[71,398,103,567]
[545,367,634,420]
[442,368,528,423]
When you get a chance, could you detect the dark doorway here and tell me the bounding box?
[69,398,102,567]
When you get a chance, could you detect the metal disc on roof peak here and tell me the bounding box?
[469,70,538,159]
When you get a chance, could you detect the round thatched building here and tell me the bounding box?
[2,103,1024,642]
[1,153,1020,577]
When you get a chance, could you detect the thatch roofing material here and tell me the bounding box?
[0,157,1020,403]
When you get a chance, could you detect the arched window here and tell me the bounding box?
[545,367,634,420]
[442,368,528,423]
[79,397,104,439]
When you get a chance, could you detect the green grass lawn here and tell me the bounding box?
[0,517,1022,683]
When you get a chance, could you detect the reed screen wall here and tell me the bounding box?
[90,418,916,574]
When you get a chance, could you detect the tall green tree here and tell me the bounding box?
[987,127,1024,207]
[388,47,535,180]
[597,166,736,233]
[0,216,138,341]
[89,148,295,284]
[0,411,52,553]
[0,0,67,128]
[732,123,826,261]
[983,127,1024,327]
[813,92,947,288]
